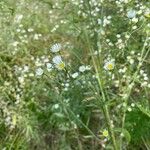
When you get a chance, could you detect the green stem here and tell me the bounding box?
[83,29,118,150]
[96,69,118,150]
[120,35,149,148]
[104,105,118,150]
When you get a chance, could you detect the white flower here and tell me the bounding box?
[46,63,53,72]
[15,14,23,23]
[129,59,134,64]
[65,83,69,87]
[104,61,115,71]
[79,65,91,72]
[132,26,137,30]
[36,68,43,76]
[97,19,102,25]
[64,87,68,91]
[85,65,91,70]
[128,107,132,112]
[144,76,148,81]
[50,43,61,53]
[34,34,39,40]
[52,55,62,64]
[131,103,135,107]
[28,28,34,32]
[54,104,59,109]
[140,70,144,74]
[141,81,148,87]
[52,55,65,70]
[79,65,86,72]
[132,17,138,23]
[12,41,19,47]
[127,10,136,19]
[71,72,79,78]
[23,65,29,72]
[18,76,24,83]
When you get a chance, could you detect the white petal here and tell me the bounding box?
[127,10,136,19]
[50,43,61,53]
[36,68,43,76]
[52,55,62,64]
[46,63,53,71]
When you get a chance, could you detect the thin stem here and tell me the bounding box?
[83,29,118,150]
[122,35,149,128]
[120,35,149,148]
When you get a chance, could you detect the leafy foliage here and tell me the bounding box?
[0,0,150,149]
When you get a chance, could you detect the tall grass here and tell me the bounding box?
[0,0,150,149]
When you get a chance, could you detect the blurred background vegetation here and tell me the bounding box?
[0,0,150,149]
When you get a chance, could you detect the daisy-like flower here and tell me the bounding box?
[36,68,44,76]
[52,55,65,70]
[102,129,109,137]
[127,9,136,19]
[50,43,61,53]
[46,63,53,72]
[104,61,115,71]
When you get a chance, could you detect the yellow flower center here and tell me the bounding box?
[107,63,114,70]
[103,130,109,137]
[57,62,65,70]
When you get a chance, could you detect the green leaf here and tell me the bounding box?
[114,128,131,144]
[136,104,150,118]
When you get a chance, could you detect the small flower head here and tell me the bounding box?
[71,72,79,78]
[50,43,61,53]
[104,61,115,71]
[56,62,65,70]
[54,104,59,109]
[79,65,86,72]
[46,63,53,72]
[102,129,109,137]
[52,55,62,64]
[85,65,91,70]
[36,68,44,76]
[127,9,136,19]
[52,55,65,70]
